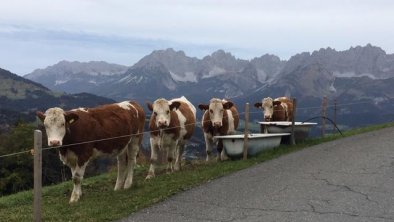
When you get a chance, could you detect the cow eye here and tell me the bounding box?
[61,123,65,127]
[270,106,273,108]
[220,109,224,112]
[209,109,213,113]
[153,112,157,116]
[167,110,170,114]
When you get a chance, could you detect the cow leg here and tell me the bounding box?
[146,136,160,180]
[114,148,127,191]
[166,140,176,174]
[217,139,224,161]
[124,137,140,189]
[204,133,214,161]
[174,141,185,171]
[69,161,88,203]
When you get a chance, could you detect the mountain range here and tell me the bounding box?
[10,44,394,132]
[24,44,394,101]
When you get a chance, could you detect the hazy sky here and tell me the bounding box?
[1,0,393,75]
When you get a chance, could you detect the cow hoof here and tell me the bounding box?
[145,174,155,180]
[69,195,80,204]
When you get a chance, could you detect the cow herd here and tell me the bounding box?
[37,96,293,203]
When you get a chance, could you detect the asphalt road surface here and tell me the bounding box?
[121,127,394,222]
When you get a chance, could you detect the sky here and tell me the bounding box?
[1,0,394,75]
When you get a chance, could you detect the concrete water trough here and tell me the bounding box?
[214,133,290,159]
[258,121,317,143]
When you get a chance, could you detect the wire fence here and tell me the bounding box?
[0,99,384,160]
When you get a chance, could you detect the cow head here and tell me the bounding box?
[147,99,181,129]
[36,108,79,146]
[254,97,281,121]
[199,98,233,128]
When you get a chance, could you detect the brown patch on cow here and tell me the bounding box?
[59,101,145,166]
[202,101,239,136]
[272,97,294,121]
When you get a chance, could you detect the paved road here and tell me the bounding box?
[121,127,394,222]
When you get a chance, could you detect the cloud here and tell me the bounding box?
[0,0,394,74]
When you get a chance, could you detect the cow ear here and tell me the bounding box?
[36,111,46,122]
[169,101,181,110]
[146,102,153,111]
[223,101,233,109]
[273,101,281,106]
[65,112,79,125]
[198,104,209,111]
[254,103,262,108]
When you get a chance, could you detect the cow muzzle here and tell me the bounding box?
[264,116,272,122]
[213,122,222,128]
[49,140,61,147]
[157,120,168,128]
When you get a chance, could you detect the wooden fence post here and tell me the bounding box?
[291,98,297,145]
[321,96,328,137]
[243,103,250,160]
[333,99,337,134]
[34,130,42,222]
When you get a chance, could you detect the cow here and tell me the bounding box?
[254,97,294,121]
[36,101,145,203]
[146,96,196,179]
[198,98,239,161]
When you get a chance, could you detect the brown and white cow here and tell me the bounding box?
[254,97,294,121]
[198,98,239,161]
[36,101,145,203]
[146,96,196,179]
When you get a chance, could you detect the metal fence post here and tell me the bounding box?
[291,98,297,145]
[333,99,337,134]
[243,103,250,160]
[34,130,42,222]
[321,96,328,137]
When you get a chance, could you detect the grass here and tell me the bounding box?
[1,122,394,221]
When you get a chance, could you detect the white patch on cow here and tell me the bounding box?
[117,101,131,110]
[226,110,235,133]
[152,98,172,128]
[281,102,288,112]
[208,98,225,125]
[59,150,78,166]
[128,104,139,118]
[262,97,274,119]
[71,107,88,112]
[43,107,67,146]
[69,160,89,203]
[175,109,187,138]
[172,96,196,116]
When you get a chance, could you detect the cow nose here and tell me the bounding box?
[49,140,60,146]
[158,120,168,127]
[213,122,222,127]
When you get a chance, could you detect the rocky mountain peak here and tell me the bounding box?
[25,60,128,79]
